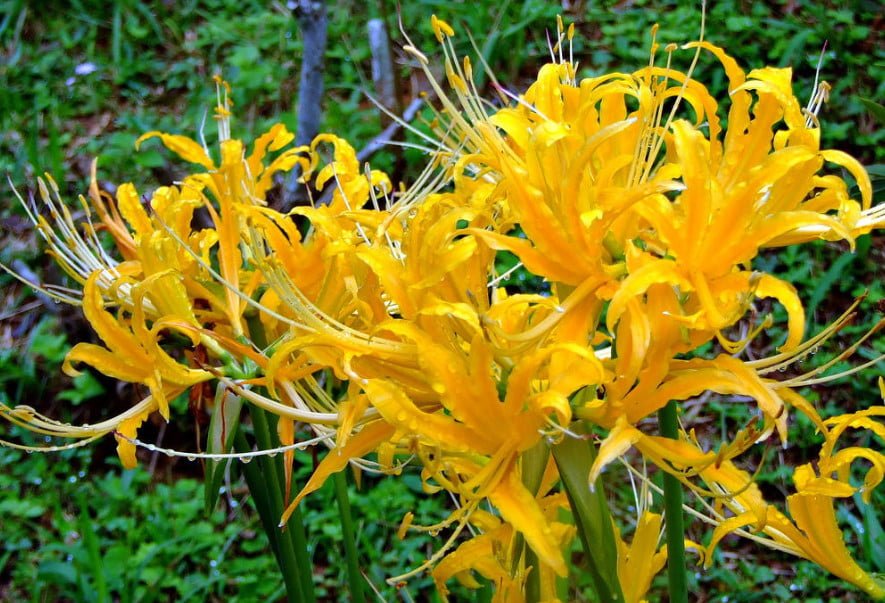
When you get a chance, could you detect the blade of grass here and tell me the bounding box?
[75,491,109,603]
[112,3,122,68]
[131,1,165,42]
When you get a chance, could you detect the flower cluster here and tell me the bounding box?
[3,18,884,601]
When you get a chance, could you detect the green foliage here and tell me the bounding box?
[0,440,282,602]
[0,431,474,601]
[0,315,104,407]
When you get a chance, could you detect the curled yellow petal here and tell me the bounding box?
[114,400,158,469]
[135,131,215,169]
[280,421,395,526]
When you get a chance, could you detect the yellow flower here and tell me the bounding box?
[2,80,319,465]
[431,491,573,602]
[616,511,668,603]
[66,271,212,420]
[701,439,885,599]
[132,78,313,338]
[404,18,877,364]
[2,270,210,467]
[278,325,605,576]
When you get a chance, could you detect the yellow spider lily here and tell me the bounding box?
[68,271,211,418]
[404,17,875,361]
[134,81,312,337]
[701,437,885,600]
[589,410,885,599]
[278,326,606,577]
[1,270,211,467]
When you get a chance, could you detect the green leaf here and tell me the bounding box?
[0,499,46,518]
[552,425,624,603]
[37,560,79,586]
[58,372,105,404]
[29,321,68,362]
[77,491,109,603]
[204,384,243,512]
[858,98,885,126]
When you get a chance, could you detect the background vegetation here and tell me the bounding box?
[1,1,882,601]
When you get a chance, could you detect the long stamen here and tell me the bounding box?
[748,298,862,374]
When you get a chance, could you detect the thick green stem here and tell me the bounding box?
[519,441,549,603]
[333,471,366,601]
[234,430,305,602]
[250,407,315,603]
[244,314,315,600]
[658,401,688,603]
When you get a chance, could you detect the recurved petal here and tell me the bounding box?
[280,420,395,525]
[63,342,147,383]
[606,259,692,334]
[81,272,151,364]
[588,417,642,483]
[115,183,152,239]
[787,492,885,598]
[432,528,512,598]
[364,379,493,454]
[618,511,667,603]
[114,399,158,469]
[248,123,295,175]
[820,150,872,209]
[136,131,215,169]
[792,464,856,498]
